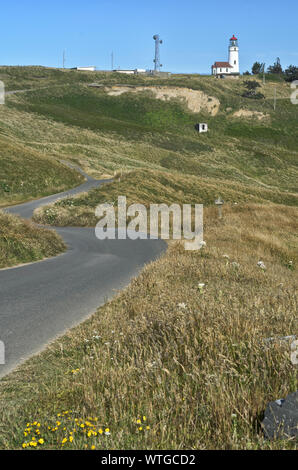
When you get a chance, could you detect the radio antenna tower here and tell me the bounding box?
[153,34,163,72]
[63,49,66,69]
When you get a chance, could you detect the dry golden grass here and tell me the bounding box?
[32,169,298,228]
[0,203,296,449]
[0,211,65,268]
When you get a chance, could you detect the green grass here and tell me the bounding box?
[0,135,84,207]
[4,71,297,197]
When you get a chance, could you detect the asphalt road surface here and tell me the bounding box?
[0,169,166,378]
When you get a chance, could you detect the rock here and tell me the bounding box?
[262,391,298,440]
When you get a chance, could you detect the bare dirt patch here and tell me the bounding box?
[233,109,270,121]
[104,85,220,116]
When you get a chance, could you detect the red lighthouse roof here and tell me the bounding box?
[230,35,237,41]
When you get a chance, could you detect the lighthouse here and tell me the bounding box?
[212,35,240,78]
[229,35,239,74]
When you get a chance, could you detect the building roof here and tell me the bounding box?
[212,62,233,68]
[230,35,238,41]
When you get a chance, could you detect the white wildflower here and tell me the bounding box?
[178,302,187,309]
[257,261,266,270]
[231,262,240,269]
[290,340,298,366]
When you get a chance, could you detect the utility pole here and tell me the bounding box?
[153,34,163,72]
[63,50,66,69]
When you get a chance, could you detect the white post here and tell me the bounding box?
[274,88,277,111]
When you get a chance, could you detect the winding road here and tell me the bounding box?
[0,168,166,378]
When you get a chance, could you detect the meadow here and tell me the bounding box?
[0,67,297,449]
[0,204,297,449]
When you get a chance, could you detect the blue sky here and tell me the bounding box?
[1,0,297,73]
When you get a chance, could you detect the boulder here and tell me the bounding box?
[262,391,298,439]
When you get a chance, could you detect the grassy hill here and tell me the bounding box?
[0,211,65,268]
[3,68,297,200]
[0,67,297,449]
[0,135,84,207]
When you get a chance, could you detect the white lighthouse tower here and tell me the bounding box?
[228,35,239,74]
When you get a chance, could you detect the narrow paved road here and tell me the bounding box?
[0,168,166,378]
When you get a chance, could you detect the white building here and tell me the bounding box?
[75,66,96,72]
[195,123,208,133]
[212,35,240,77]
[113,69,147,75]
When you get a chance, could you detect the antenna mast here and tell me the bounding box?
[63,50,66,69]
[153,34,163,72]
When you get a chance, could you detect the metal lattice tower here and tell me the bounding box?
[153,34,163,72]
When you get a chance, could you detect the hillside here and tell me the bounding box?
[0,210,65,269]
[0,67,297,449]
